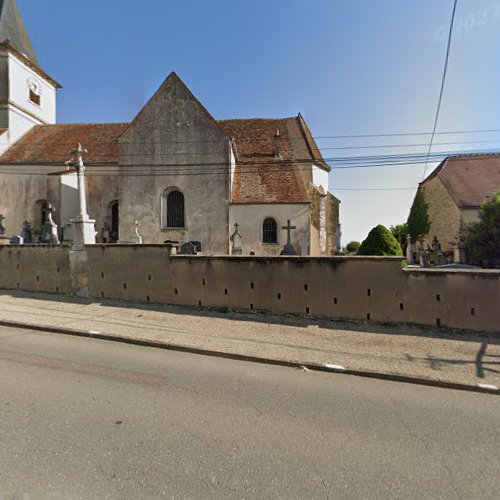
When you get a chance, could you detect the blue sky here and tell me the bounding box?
[21,0,500,244]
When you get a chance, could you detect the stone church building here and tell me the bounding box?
[0,0,340,255]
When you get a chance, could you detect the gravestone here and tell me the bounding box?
[10,235,24,245]
[164,240,180,256]
[189,241,202,253]
[280,220,298,256]
[0,213,9,246]
[180,242,196,255]
[21,221,32,244]
[230,223,242,256]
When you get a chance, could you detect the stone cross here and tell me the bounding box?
[72,143,90,220]
[67,143,97,246]
[281,220,298,256]
[282,220,296,246]
[0,212,5,235]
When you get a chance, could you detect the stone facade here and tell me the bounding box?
[420,176,462,254]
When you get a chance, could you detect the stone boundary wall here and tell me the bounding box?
[0,245,72,295]
[0,245,499,333]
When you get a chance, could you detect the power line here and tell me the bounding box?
[422,0,459,180]
[321,138,500,151]
[0,150,497,177]
[315,127,500,140]
[331,187,418,191]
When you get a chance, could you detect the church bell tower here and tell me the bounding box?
[0,0,61,152]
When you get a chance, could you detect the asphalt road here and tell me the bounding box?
[0,326,499,500]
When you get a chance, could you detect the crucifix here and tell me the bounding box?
[66,143,96,246]
[282,220,296,246]
[281,219,298,256]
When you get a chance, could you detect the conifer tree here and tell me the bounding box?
[407,190,431,244]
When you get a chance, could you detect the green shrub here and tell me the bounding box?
[358,225,403,256]
[463,192,500,268]
[346,241,361,254]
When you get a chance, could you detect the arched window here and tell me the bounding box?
[164,190,184,228]
[263,218,278,244]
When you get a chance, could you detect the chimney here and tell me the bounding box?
[274,129,282,159]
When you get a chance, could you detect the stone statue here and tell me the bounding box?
[42,204,60,245]
[133,221,143,244]
[0,212,5,236]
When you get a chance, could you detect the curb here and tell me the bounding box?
[0,319,498,396]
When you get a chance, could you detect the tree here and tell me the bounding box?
[463,192,500,268]
[345,241,361,254]
[358,225,403,256]
[407,190,430,244]
[390,223,409,254]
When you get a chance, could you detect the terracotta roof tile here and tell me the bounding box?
[0,123,128,165]
[0,114,328,205]
[218,117,323,203]
[423,153,500,208]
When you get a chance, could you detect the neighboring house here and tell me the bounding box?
[0,0,340,255]
[419,153,500,256]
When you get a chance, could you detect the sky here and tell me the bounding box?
[20,0,500,244]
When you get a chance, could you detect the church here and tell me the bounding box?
[0,0,340,256]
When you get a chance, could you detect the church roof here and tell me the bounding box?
[0,0,37,63]
[0,123,129,165]
[422,153,500,208]
[219,117,321,203]
[0,115,327,204]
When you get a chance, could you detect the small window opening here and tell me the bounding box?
[29,89,41,106]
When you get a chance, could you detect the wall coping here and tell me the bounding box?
[404,268,500,276]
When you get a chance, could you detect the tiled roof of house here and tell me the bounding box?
[0,123,129,165]
[0,114,328,204]
[422,153,500,208]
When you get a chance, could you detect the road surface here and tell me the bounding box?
[0,325,498,499]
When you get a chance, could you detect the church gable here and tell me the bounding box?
[119,72,230,166]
